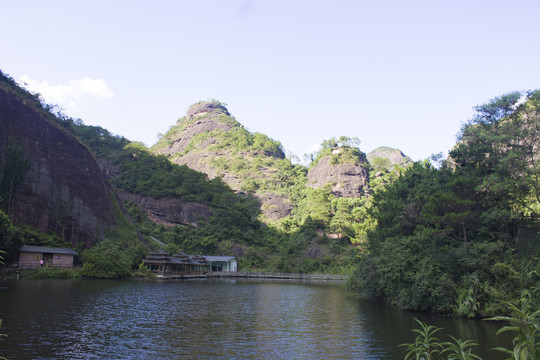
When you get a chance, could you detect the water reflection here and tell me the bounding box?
[0,279,510,359]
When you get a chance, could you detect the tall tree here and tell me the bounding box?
[451,90,540,220]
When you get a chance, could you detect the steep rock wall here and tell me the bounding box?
[0,87,115,247]
[307,156,370,197]
[118,191,212,227]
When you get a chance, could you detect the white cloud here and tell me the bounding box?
[304,144,321,154]
[71,77,114,98]
[18,75,114,108]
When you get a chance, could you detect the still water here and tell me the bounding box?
[0,279,509,359]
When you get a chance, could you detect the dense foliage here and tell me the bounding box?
[350,91,540,316]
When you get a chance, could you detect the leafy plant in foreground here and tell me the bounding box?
[441,337,482,360]
[0,250,6,360]
[487,293,540,360]
[403,292,540,359]
[402,319,482,360]
[401,318,443,360]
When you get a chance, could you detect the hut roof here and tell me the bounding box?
[20,245,77,256]
[143,251,208,266]
[204,256,235,262]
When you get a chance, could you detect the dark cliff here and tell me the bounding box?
[0,78,116,247]
[117,191,213,228]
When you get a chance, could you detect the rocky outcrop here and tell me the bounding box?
[307,155,370,197]
[118,191,212,227]
[154,102,293,220]
[257,192,293,221]
[162,120,232,157]
[0,85,115,247]
[367,146,413,169]
[156,103,234,176]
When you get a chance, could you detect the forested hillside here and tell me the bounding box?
[39,100,367,273]
[349,91,540,316]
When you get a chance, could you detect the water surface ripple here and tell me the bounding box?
[0,279,508,359]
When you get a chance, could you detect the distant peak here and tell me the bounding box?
[186,101,230,119]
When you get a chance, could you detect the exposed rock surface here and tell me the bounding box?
[162,118,232,157]
[367,146,413,168]
[307,155,370,197]
[154,102,293,220]
[156,103,234,176]
[118,191,212,227]
[257,192,293,221]
[0,86,115,247]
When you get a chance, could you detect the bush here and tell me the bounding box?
[81,239,131,279]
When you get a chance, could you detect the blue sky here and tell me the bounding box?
[1,0,539,161]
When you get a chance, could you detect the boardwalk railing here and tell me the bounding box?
[208,271,347,281]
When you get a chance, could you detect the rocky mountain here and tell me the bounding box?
[152,101,302,221]
[153,102,414,216]
[307,147,370,198]
[0,74,116,247]
[367,146,413,170]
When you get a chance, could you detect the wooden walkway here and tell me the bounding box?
[208,271,347,281]
[155,273,207,279]
[154,272,347,281]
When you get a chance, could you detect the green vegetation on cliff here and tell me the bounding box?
[152,102,305,212]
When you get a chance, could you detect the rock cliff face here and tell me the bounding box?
[0,85,116,247]
[307,148,370,197]
[118,191,212,227]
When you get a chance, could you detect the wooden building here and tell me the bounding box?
[18,245,78,269]
[142,251,238,278]
[142,251,209,277]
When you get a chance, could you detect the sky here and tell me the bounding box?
[1,0,539,162]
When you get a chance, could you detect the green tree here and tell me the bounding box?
[451,90,540,220]
[81,239,131,278]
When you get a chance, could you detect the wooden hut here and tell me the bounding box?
[18,245,77,269]
[142,251,209,277]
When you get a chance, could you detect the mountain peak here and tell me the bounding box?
[186,101,230,120]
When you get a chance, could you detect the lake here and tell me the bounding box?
[0,279,510,359]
